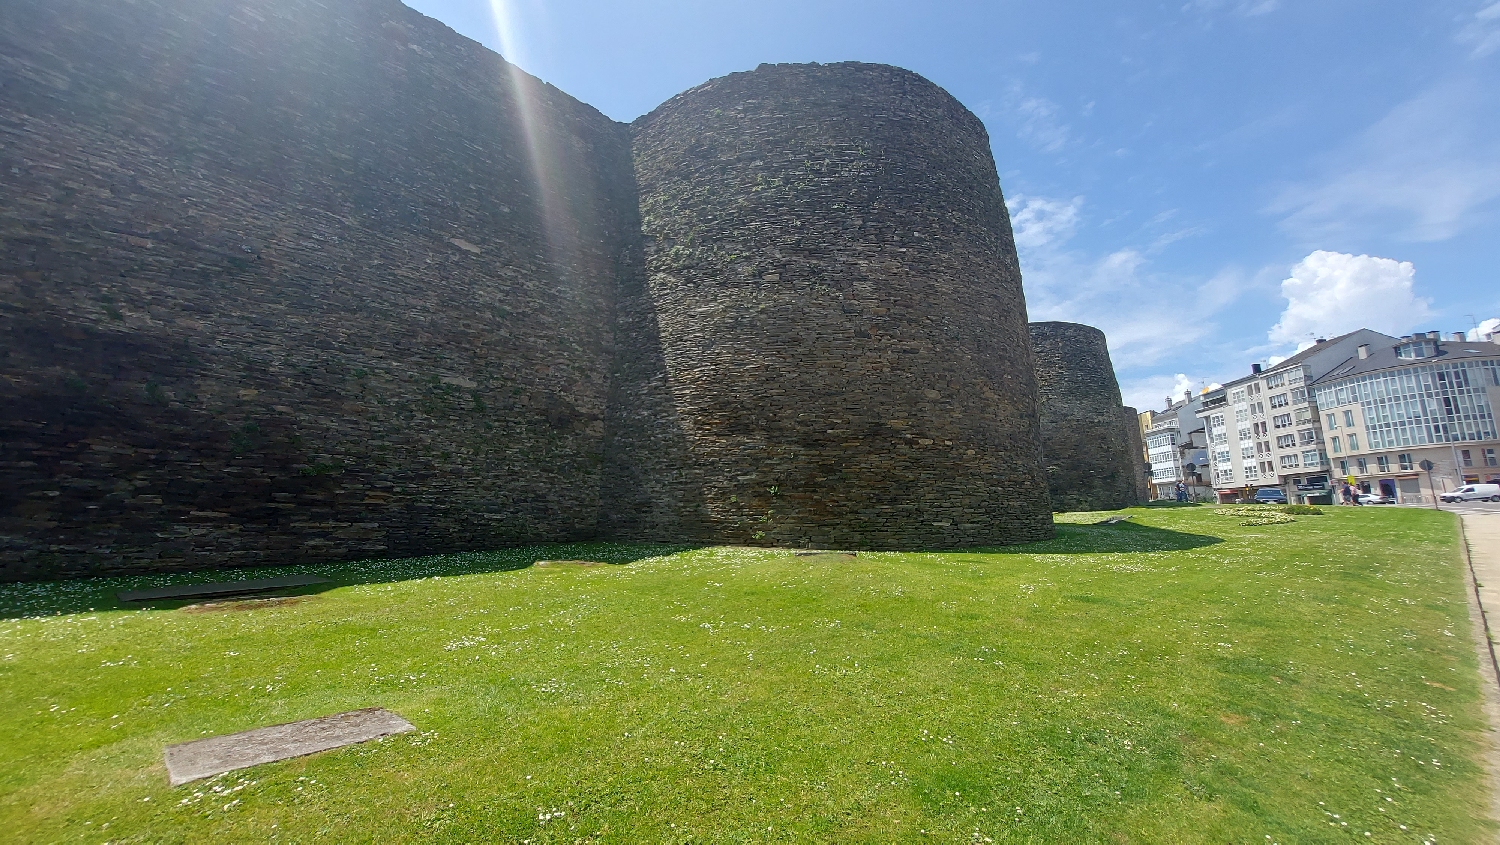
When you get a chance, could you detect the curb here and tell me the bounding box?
[1456,514,1500,832]
[1460,516,1500,693]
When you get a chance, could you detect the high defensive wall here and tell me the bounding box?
[1,0,1053,581]
[1030,322,1141,511]
[0,0,639,579]
[617,63,1053,549]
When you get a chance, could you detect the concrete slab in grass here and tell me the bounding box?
[164,708,415,785]
[119,574,328,603]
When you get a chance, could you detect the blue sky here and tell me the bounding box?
[405,0,1500,412]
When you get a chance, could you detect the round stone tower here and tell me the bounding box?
[618,62,1053,549]
[1029,321,1141,511]
[1121,405,1151,502]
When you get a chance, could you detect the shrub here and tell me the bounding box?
[1283,504,1323,515]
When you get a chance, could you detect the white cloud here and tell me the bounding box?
[1015,194,1245,372]
[1183,0,1279,17]
[1121,373,1193,413]
[1267,251,1433,345]
[1120,373,1225,413]
[1269,79,1500,243]
[1458,1,1500,57]
[1011,193,1268,413]
[997,84,1071,153]
[1469,317,1500,341]
[1007,194,1082,252]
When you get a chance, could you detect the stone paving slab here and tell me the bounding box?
[164,708,414,785]
[119,574,328,603]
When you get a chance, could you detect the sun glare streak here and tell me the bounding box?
[488,0,583,286]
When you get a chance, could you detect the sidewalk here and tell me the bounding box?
[1458,511,1500,828]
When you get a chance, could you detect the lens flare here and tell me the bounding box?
[487,0,583,285]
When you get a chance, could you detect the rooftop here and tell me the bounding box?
[1312,337,1500,385]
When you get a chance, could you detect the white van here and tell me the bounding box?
[1441,483,1500,503]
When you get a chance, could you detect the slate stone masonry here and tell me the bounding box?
[1030,322,1142,512]
[1,0,1054,580]
[1,0,638,579]
[615,64,1054,549]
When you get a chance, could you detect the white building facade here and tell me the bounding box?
[1312,332,1500,502]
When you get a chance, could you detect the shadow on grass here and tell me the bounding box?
[983,521,1224,555]
[0,522,1225,619]
[0,542,700,620]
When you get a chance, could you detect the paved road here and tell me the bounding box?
[1382,500,1500,515]
[1443,500,1500,516]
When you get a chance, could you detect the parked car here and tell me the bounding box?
[1440,483,1500,503]
[1357,492,1394,505]
[1253,488,1288,504]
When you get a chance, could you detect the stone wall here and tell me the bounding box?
[0,0,639,579]
[617,63,1053,549]
[1,3,1056,581]
[1121,406,1151,502]
[1030,322,1140,511]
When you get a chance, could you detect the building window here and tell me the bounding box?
[1273,414,1292,429]
[1326,413,1339,430]
[1343,410,1355,427]
[1376,455,1389,473]
[1348,433,1359,450]
[1298,429,1316,445]
[1290,387,1308,404]
[1270,393,1289,409]
[1266,373,1286,388]
[1488,448,1498,467]
[1399,453,1412,471]
[1357,458,1368,474]
[1231,388,1246,403]
[1462,449,1473,467]
[1331,436,1342,454]
[1276,434,1296,448]
[1280,454,1300,468]
[1339,460,1349,475]
[1302,450,1322,467]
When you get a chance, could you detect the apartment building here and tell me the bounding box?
[1199,329,1393,503]
[1311,331,1500,502]
[1144,392,1212,500]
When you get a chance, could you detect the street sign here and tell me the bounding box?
[1419,459,1434,471]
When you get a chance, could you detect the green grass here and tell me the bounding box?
[0,506,1491,842]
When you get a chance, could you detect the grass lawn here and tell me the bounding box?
[0,505,1492,842]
